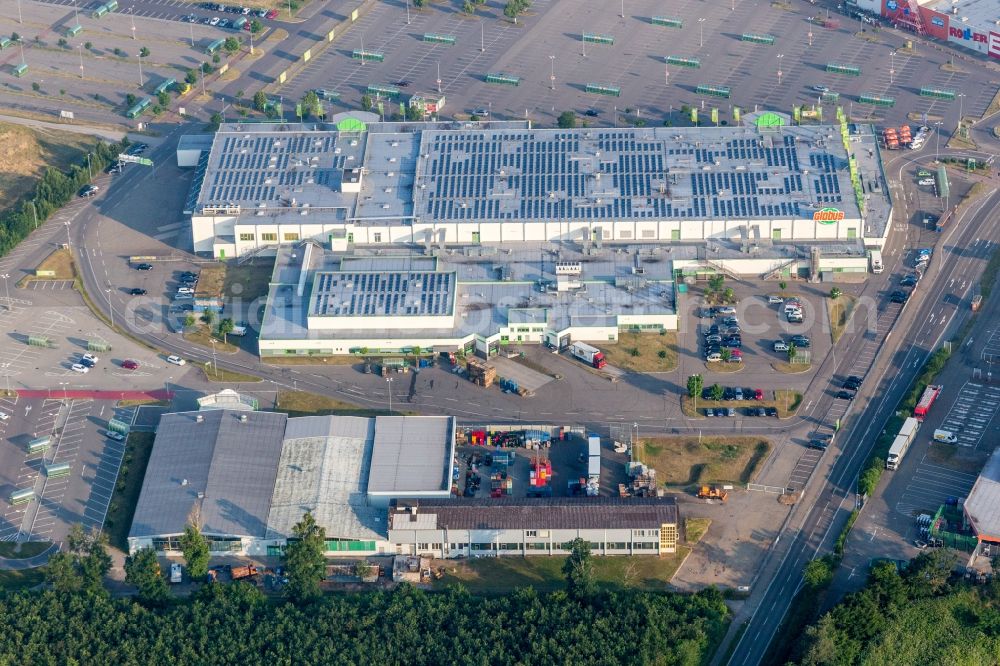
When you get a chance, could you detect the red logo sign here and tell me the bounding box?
[813,208,845,223]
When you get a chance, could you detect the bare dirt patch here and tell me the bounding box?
[635,436,771,487]
[0,122,94,210]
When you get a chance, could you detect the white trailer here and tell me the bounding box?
[886,417,920,470]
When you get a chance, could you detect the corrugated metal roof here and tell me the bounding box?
[389,497,679,531]
[367,416,454,494]
[964,449,1000,540]
[129,410,287,539]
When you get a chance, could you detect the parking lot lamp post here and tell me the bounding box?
[59,382,68,400]
[137,52,144,88]
[130,7,136,40]
[0,275,9,312]
[698,18,706,47]
[17,0,22,23]
[406,0,410,25]
[0,363,10,396]
[889,50,895,84]
[63,221,71,250]
[210,338,218,377]
[249,28,254,55]
[106,287,113,328]
[957,93,966,138]
[189,23,194,47]
[934,120,943,162]
[664,58,668,86]
[808,28,813,47]
[287,0,292,19]
[549,55,555,91]
[386,376,393,414]
[73,0,80,27]
[436,61,442,94]
[86,153,92,179]
[480,22,484,52]
[620,0,624,19]
[78,44,84,78]
[776,53,784,85]
[28,200,37,228]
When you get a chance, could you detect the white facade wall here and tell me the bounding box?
[388,526,672,558]
[307,312,456,332]
[130,534,392,557]
[197,216,874,259]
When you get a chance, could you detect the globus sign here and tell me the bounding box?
[813,207,845,223]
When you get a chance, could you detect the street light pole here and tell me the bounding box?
[106,287,113,328]
[808,28,813,47]
[386,376,393,413]
[210,339,218,377]
[436,61,442,94]
[28,200,37,228]
[406,0,410,24]
[249,28,254,55]
[889,50,895,84]
[934,120,943,162]
[957,93,966,138]
[620,0,624,19]
[86,153,92,179]
[664,58,669,86]
[17,0,22,23]
[137,52,144,87]
[549,55,555,91]
[480,22,484,52]
[78,44,84,78]
[698,17,706,47]
[0,274,10,312]
[776,53,784,85]
[130,6,136,39]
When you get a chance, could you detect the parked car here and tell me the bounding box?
[844,376,862,390]
[890,290,908,303]
[705,334,722,345]
[79,358,95,368]
[733,388,744,401]
[773,340,789,352]
[82,353,99,364]
[121,360,139,370]
[808,438,829,451]
[71,363,89,373]
[765,407,778,417]
[166,355,186,366]
[135,263,153,271]
[706,352,722,363]
[836,390,855,400]
[705,324,720,336]
[209,16,220,25]
[106,431,126,442]
[753,388,764,401]
[722,387,735,400]
[727,350,743,363]
[812,85,829,93]
[0,411,8,421]
[266,8,278,18]
[899,274,918,287]
[767,295,784,304]
[79,184,99,198]
[790,335,810,348]
[725,408,736,417]
[129,288,147,295]
[584,109,599,117]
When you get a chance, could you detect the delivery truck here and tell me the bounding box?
[571,341,607,369]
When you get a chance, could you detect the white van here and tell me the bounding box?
[717,306,736,315]
[933,429,958,444]
[230,325,247,337]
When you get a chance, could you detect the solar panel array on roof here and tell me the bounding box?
[413,127,851,223]
[311,271,455,317]
[202,132,349,207]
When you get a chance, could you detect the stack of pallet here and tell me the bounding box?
[467,358,496,387]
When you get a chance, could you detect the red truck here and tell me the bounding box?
[914,385,942,421]
[570,342,607,369]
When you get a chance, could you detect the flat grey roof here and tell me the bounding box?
[266,415,383,541]
[389,497,679,531]
[129,410,287,539]
[309,270,456,317]
[964,449,1000,541]
[924,0,998,28]
[367,416,455,495]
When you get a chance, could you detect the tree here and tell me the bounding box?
[253,90,267,112]
[126,93,137,107]
[562,538,596,599]
[125,547,169,604]
[829,287,842,299]
[504,0,531,22]
[217,317,235,343]
[31,82,41,92]
[223,37,240,54]
[11,32,21,42]
[139,46,150,58]
[787,342,798,362]
[201,62,214,74]
[708,274,725,293]
[201,310,216,327]
[84,41,92,50]
[462,0,475,13]
[412,0,424,6]
[710,383,724,401]
[180,523,210,581]
[687,374,703,400]
[803,557,834,589]
[352,561,374,581]
[557,111,577,129]
[114,47,124,57]
[157,91,170,107]
[48,524,111,593]
[779,280,788,290]
[57,38,68,48]
[186,69,199,85]
[284,511,326,603]
[300,90,320,118]
[184,313,196,328]
[719,348,732,363]
[250,18,263,34]
[360,94,373,111]
[722,287,735,303]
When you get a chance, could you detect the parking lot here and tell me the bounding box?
[893,458,977,520]
[936,382,1000,449]
[0,2,247,122]
[0,396,136,544]
[981,326,1000,365]
[275,0,995,130]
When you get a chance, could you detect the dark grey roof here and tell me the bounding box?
[368,416,454,495]
[391,497,678,530]
[129,410,287,539]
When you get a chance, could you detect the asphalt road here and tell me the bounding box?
[725,182,1000,665]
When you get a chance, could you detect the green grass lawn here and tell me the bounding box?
[0,568,45,592]
[273,390,392,417]
[104,432,155,551]
[0,542,52,559]
[435,551,690,594]
[636,436,771,487]
[199,366,262,383]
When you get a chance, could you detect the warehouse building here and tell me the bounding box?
[182,117,892,260]
[127,408,456,556]
[963,448,1000,545]
[387,497,680,558]
[257,242,677,356]
[873,0,1000,60]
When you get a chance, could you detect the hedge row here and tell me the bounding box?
[0,138,130,257]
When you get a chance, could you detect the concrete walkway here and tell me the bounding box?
[0,543,58,571]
